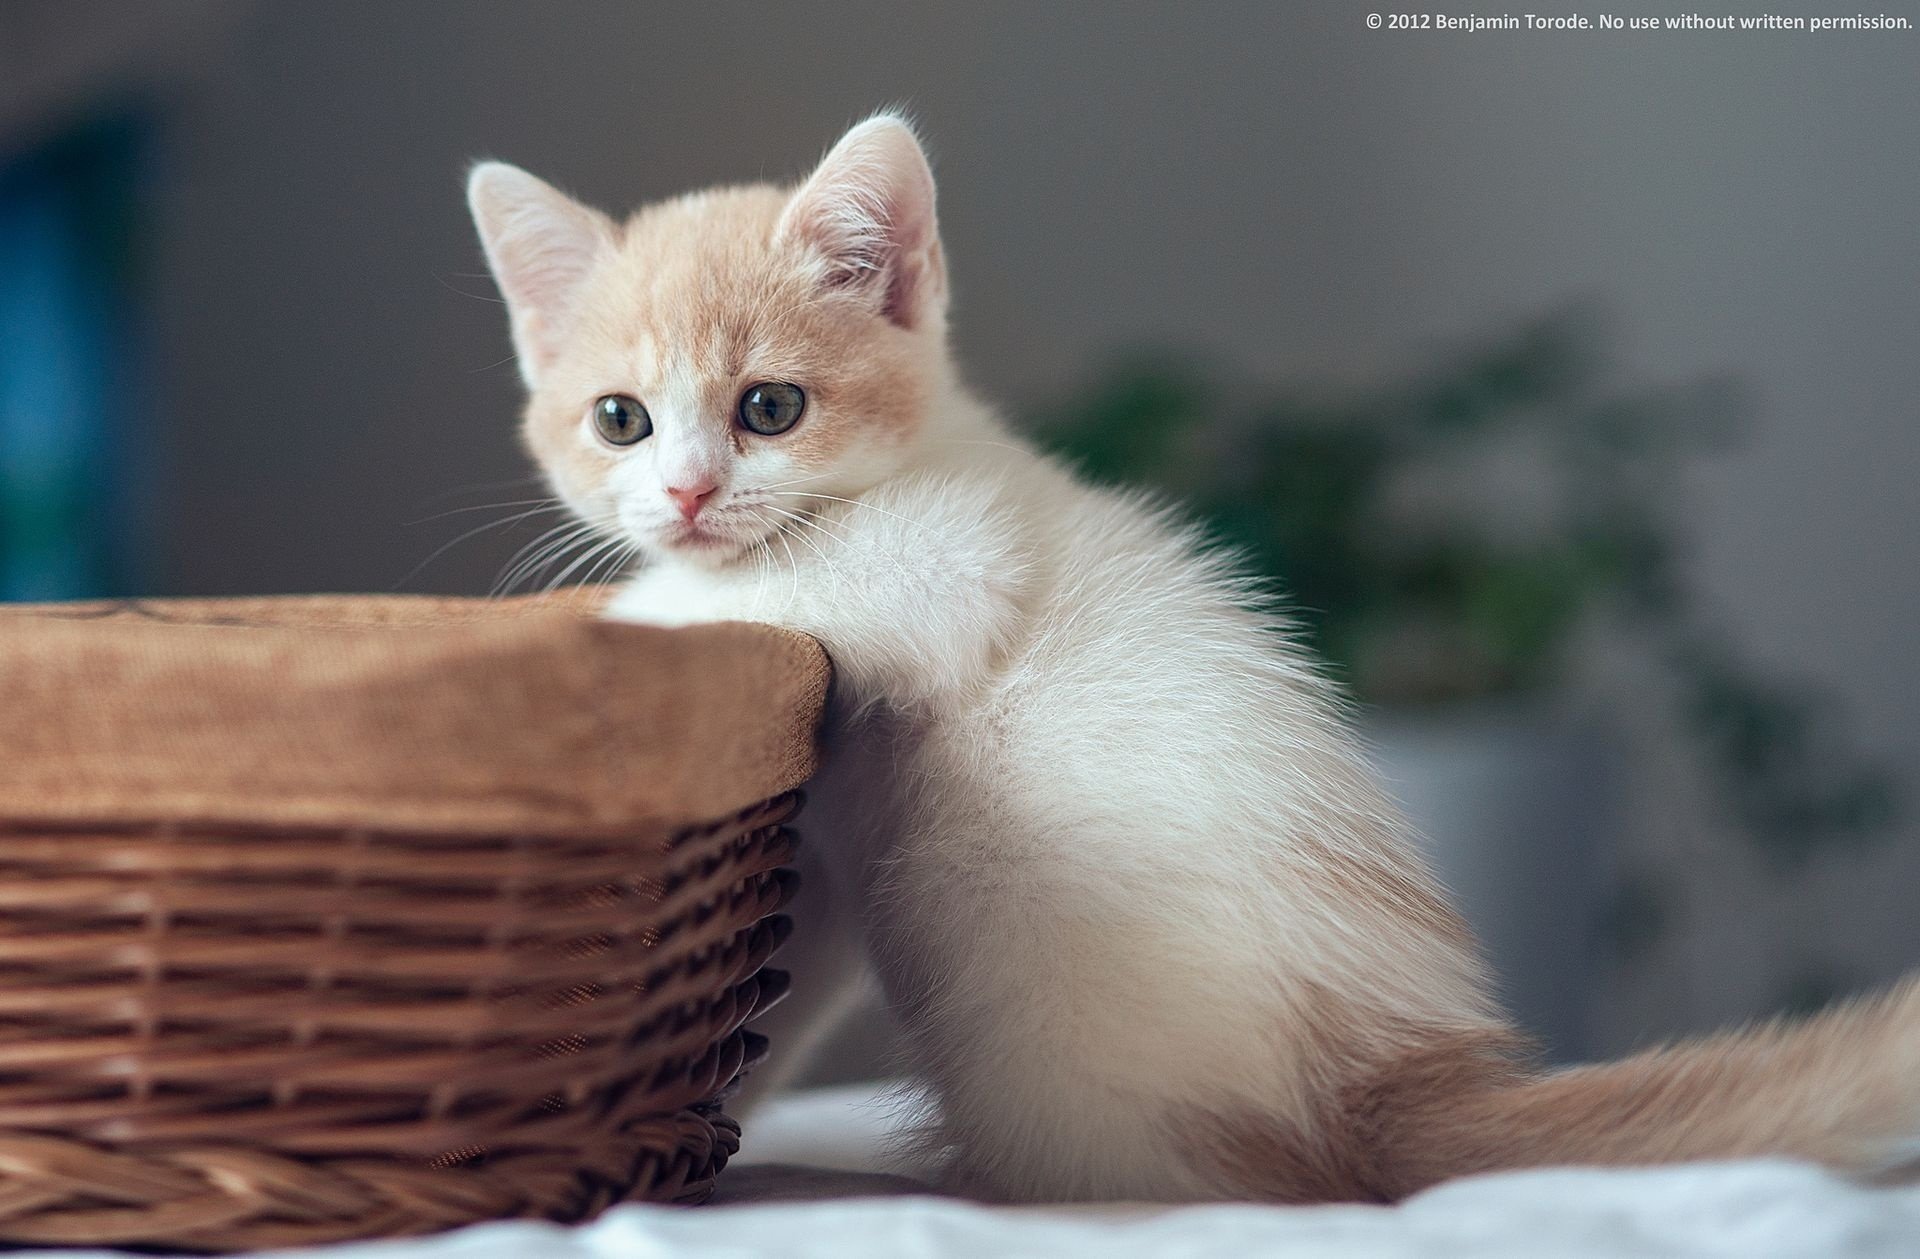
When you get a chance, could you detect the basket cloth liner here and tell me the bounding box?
[0,593,830,838]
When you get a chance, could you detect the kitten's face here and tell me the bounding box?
[470,116,948,568]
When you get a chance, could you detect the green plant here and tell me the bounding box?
[1030,310,1895,869]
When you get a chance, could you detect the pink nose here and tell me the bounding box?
[666,483,718,521]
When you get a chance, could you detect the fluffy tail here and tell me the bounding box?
[1376,977,1920,1197]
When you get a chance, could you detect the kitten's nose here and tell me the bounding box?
[666,482,718,521]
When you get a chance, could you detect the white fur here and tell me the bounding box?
[607,389,1497,1200]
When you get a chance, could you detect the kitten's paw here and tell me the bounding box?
[605,566,749,628]
[810,475,1032,707]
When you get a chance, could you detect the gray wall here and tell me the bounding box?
[11,1,1917,1046]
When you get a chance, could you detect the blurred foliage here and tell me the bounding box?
[1030,310,1896,869]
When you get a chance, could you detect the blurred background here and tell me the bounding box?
[1,1,1915,1066]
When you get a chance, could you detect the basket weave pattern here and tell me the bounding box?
[0,798,800,1250]
[0,596,830,1250]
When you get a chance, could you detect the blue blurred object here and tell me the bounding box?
[0,118,150,601]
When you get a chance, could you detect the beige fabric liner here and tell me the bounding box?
[0,592,830,838]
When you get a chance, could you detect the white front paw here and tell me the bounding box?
[605,568,742,628]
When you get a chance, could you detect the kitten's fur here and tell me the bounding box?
[469,115,1920,1203]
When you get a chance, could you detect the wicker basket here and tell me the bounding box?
[0,594,830,1250]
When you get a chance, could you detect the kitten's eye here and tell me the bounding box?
[592,394,652,446]
[738,382,806,436]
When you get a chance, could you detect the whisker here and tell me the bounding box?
[392,504,572,591]
[499,518,595,572]
[760,501,855,545]
[751,524,772,610]
[776,517,840,581]
[756,469,845,492]
[470,353,521,374]
[777,530,800,612]
[513,527,606,591]
[414,474,549,510]
[544,533,631,594]
[436,273,506,305]
[769,490,926,532]
[582,538,640,593]
[492,520,604,596]
[496,535,588,597]
[608,541,644,591]
[559,533,633,592]
[403,499,567,527]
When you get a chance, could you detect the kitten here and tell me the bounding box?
[468,114,1920,1203]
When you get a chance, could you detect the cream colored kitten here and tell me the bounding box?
[469,115,1920,1203]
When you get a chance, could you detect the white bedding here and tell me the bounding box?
[35,1084,1920,1258]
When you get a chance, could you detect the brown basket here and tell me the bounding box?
[0,594,830,1250]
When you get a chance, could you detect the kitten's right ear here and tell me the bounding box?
[778,114,945,330]
[467,162,615,389]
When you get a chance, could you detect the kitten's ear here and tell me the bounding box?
[778,114,945,330]
[467,162,616,388]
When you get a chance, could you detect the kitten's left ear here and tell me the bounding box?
[778,113,945,330]
[467,162,616,389]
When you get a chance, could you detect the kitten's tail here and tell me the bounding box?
[1378,976,1920,1196]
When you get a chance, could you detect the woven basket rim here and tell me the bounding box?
[0,592,832,839]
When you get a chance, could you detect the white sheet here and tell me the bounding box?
[31,1084,1920,1258]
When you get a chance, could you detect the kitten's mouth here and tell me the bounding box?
[626,505,780,565]
[666,520,738,549]
[652,513,767,560]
